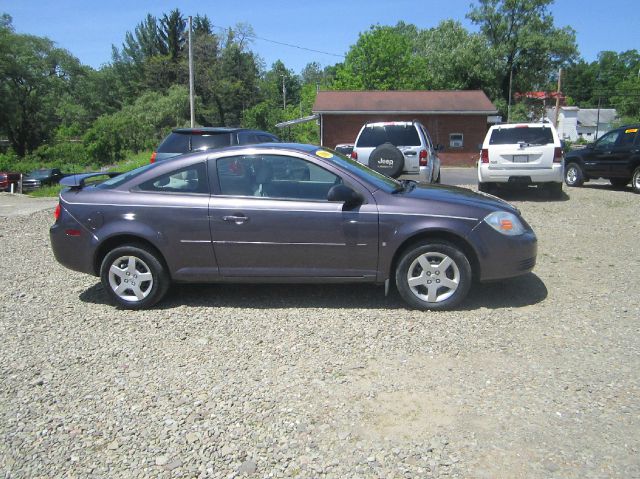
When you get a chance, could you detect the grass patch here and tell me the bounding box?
[28,185,64,197]
[22,150,152,197]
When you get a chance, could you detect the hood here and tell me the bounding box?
[393,183,520,215]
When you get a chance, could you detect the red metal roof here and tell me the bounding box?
[313,90,497,114]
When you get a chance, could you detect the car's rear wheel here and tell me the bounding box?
[478,182,494,194]
[564,163,584,187]
[610,177,629,189]
[632,166,640,194]
[100,245,169,309]
[395,241,472,311]
[546,182,563,199]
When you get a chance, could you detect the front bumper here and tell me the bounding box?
[469,220,538,281]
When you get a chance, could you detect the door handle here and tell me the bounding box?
[223,215,248,224]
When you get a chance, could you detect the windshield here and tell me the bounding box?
[326,150,401,192]
[356,124,421,147]
[489,127,554,145]
[96,163,157,189]
[30,169,52,179]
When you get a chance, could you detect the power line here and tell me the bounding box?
[210,24,345,59]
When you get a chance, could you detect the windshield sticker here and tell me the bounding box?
[625,128,638,133]
[316,150,334,159]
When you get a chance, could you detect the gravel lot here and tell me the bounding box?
[1,185,638,478]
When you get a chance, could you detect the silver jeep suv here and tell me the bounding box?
[351,121,441,183]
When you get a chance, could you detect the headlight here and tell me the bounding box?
[484,211,525,236]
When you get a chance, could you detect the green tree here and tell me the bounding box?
[416,20,495,93]
[468,0,578,102]
[0,16,84,156]
[333,23,428,90]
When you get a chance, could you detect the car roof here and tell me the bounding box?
[362,121,419,127]
[490,122,555,130]
[171,127,274,134]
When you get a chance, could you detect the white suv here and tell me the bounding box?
[477,122,564,197]
[351,121,441,183]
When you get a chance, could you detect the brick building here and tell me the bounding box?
[312,90,498,166]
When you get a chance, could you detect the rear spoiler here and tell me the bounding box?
[60,172,122,190]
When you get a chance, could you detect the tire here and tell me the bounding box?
[632,166,640,194]
[368,143,405,178]
[564,163,584,187]
[609,177,629,189]
[546,182,563,199]
[395,241,472,311]
[478,182,494,194]
[100,244,169,309]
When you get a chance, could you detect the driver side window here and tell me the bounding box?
[596,130,620,149]
[217,155,341,201]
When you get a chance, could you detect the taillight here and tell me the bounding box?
[419,149,428,166]
[553,147,563,163]
[54,203,61,221]
[481,149,489,164]
[150,151,157,163]
[351,150,358,160]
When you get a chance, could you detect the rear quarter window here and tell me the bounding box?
[157,132,190,153]
[489,127,554,145]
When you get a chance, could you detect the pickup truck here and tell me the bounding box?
[22,168,68,191]
[564,124,640,193]
[0,172,21,192]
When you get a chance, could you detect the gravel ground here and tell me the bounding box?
[1,185,639,478]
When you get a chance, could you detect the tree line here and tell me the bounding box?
[1,0,639,171]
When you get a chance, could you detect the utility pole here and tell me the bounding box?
[281,75,287,110]
[188,16,195,128]
[507,66,513,123]
[553,67,562,128]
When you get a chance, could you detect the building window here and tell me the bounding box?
[449,133,463,148]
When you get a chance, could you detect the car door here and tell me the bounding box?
[132,161,217,281]
[609,127,638,177]
[208,151,379,279]
[584,129,621,177]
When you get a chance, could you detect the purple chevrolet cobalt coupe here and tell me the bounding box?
[50,144,537,310]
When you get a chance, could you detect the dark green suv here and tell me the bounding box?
[564,124,640,193]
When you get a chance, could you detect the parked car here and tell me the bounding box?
[477,122,564,198]
[151,127,281,163]
[51,143,537,311]
[22,168,68,191]
[350,121,441,183]
[0,172,21,192]
[564,124,640,193]
[334,143,354,157]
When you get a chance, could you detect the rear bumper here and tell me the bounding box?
[478,164,563,184]
[50,211,98,276]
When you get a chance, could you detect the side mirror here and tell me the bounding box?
[435,144,444,151]
[327,184,363,207]
[586,143,595,149]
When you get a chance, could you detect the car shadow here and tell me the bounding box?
[578,183,633,193]
[487,186,570,202]
[79,272,547,311]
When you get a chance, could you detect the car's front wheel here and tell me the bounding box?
[564,163,584,187]
[395,241,472,311]
[100,244,169,309]
[632,166,640,194]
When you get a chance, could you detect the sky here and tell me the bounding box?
[3,0,639,74]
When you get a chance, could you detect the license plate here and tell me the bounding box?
[513,155,529,163]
